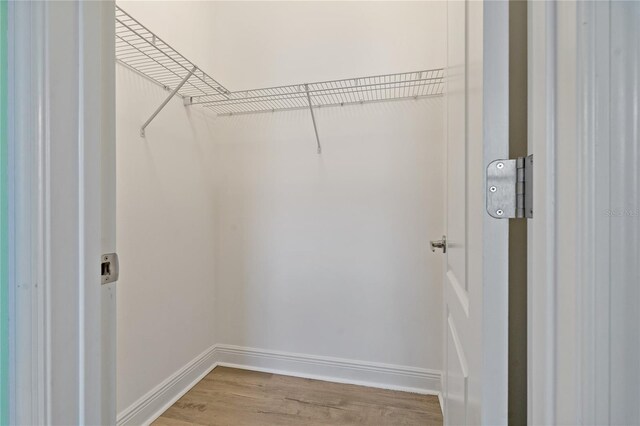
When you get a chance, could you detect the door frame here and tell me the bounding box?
[528,2,579,422]
[0,1,8,423]
[528,2,561,422]
[528,0,597,423]
[7,1,116,424]
[529,1,639,423]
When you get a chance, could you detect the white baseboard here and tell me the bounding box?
[117,344,217,426]
[117,343,441,425]
[214,344,441,395]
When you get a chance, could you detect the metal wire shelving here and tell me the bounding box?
[115,5,445,151]
[116,6,229,136]
[187,70,444,116]
[115,6,229,99]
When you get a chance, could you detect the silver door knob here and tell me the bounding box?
[430,235,447,253]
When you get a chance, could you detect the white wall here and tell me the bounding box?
[208,1,446,89]
[116,0,446,417]
[211,99,444,369]
[204,0,446,371]
[116,69,218,413]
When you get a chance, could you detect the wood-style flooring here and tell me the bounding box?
[152,366,443,426]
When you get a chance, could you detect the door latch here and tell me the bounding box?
[430,235,447,253]
[101,253,119,284]
[486,155,533,219]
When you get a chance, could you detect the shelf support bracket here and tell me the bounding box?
[140,65,197,137]
[304,84,322,154]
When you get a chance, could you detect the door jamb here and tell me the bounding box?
[8,1,114,423]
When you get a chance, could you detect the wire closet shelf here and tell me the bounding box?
[189,70,444,116]
[115,6,229,100]
[115,5,445,149]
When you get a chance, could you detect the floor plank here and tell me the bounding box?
[152,366,443,426]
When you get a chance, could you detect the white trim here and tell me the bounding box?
[215,344,441,396]
[117,345,218,426]
[10,1,116,423]
[528,2,578,424]
[8,2,49,424]
[575,2,606,422]
[528,2,554,423]
[117,344,442,426]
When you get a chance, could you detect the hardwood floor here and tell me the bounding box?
[152,367,443,426]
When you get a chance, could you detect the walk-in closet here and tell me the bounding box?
[115,2,446,424]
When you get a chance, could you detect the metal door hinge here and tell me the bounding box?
[101,253,119,285]
[486,155,533,219]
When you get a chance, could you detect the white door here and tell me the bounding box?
[441,1,509,424]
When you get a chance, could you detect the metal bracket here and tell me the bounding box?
[486,154,533,219]
[304,84,322,154]
[101,253,119,285]
[140,65,197,137]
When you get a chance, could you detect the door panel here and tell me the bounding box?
[446,313,468,425]
[446,0,468,293]
[442,0,509,424]
[443,0,472,421]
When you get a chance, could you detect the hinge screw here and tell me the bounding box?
[496,209,504,216]
[497,163,504,169]
[490,186,497,193]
